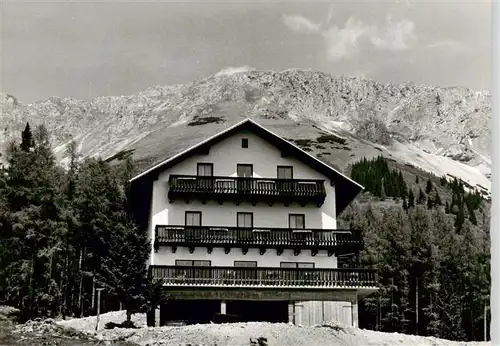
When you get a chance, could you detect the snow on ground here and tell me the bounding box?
[390,141,491,193]
[57,310,491,346]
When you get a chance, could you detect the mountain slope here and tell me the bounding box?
[0,69,491,193]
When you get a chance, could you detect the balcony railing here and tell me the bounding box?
[149,265,378,289]
[155,225,362,253]
[167,175,327,206]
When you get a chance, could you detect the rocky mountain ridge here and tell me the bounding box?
[0,69,491,192]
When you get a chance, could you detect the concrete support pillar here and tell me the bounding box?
[220,300,227,315]
[288,302,295,323]
[155,307,161,327]
[352,294,359,328]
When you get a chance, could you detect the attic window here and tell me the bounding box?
[241,138,248,148]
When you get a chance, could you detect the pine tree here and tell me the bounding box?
[440,176,447,186]
[380,178,387,201]
[455,204,465,233]
[426,179,433,194]
[427,196,433,209]
[20,122,34,152]
[408,189,415,209]
[1,125,68,320]
[418,188,426,204]
[97,216,150,324]
[434,191,442,206]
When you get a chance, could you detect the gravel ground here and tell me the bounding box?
[55,310,492,346]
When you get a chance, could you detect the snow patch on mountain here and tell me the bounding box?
[390,141,491,193]
[215,65,256,77]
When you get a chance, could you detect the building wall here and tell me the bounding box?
[147,129,353,325]
[149,130,338,268]
[154,246,337,268]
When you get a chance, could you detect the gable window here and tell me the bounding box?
[237,164,253,193]
[277,166,293,192]
[197,163,213,176]
[289,214,305,229]
[197,163,214,190]
[277,166,293,179]
[237,164,253,177]
[241,138,249,148]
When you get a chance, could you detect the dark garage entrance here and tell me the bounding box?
[160,300,220,325]
[226,301,289,323]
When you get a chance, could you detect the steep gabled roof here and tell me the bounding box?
[129,118,364,224]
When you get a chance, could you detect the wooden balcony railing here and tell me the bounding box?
[155,225,362,254]
[167,175,327,206]
[149,265,378,289]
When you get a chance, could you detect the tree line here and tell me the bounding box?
[342,156,491,341]
[0,123,166,323]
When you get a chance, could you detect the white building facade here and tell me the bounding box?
[129,118,378,326]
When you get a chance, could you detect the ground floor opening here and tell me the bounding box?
[158,299,289,325]
[226,300,288,323]
[160,300,220,325]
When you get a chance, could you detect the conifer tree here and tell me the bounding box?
[408,189,415,209]
[434,191,442,206]
[418,188,426,204]
[20,122,34,152]
[440,176,447,186]
[97,215,150,324]
[427,196,433,209]
[425,179,433,194]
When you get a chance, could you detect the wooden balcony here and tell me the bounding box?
[149,265,378,289]
[154,225,362,256]
[167,175,327,206]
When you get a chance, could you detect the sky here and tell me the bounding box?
[0,0,492,103]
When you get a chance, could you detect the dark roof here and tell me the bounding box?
[129,118,364,228]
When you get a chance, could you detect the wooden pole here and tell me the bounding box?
[416,277,419,335]
[91,279,95,309]
[322,301,325,323]
[95,288,104,331]
[484,300,488,341]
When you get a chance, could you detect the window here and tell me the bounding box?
[175,260,211,266]
[280,262,315,268]
[277,166,293,179]
[241,138,249,148]
[237,164,253,177]
[175,260,211,279]
[234,261,257,267]
[185,211,202,226]
[197,163,213,176]
[289,214,305,229]
[237,212,253,228]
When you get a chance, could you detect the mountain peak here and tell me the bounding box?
[0,70,491,193]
